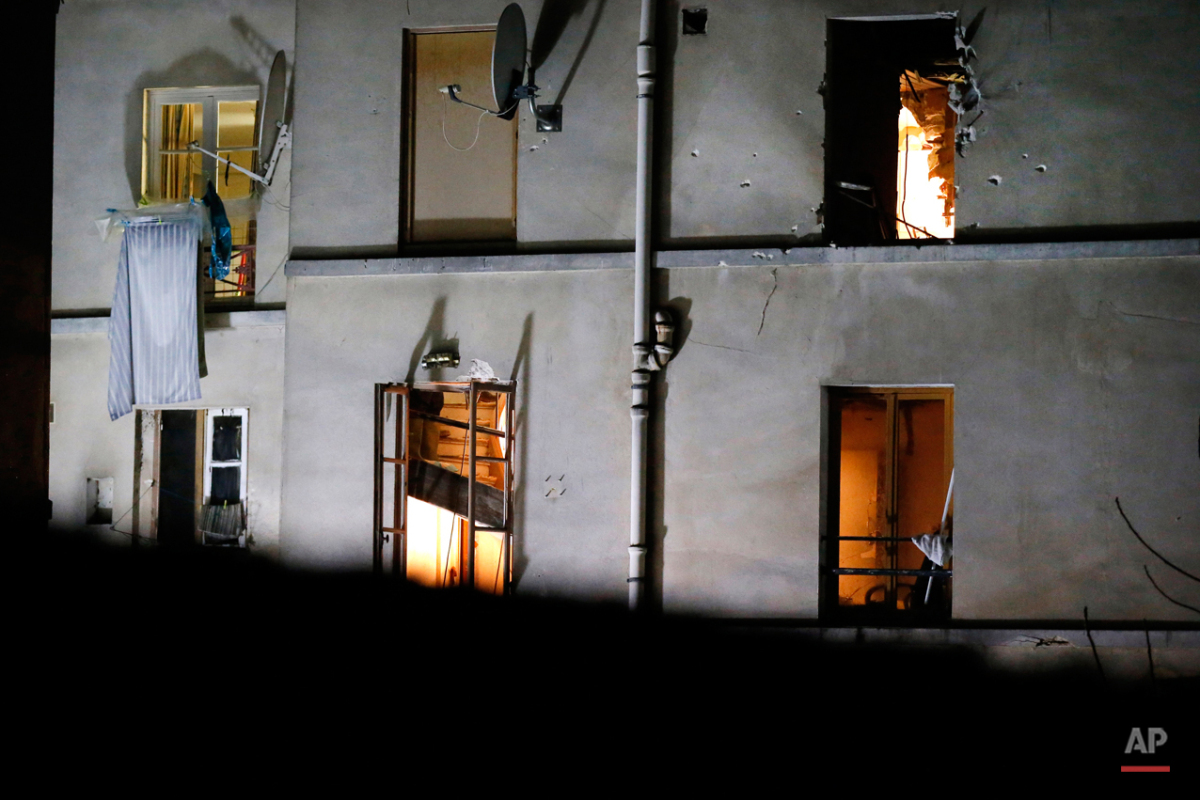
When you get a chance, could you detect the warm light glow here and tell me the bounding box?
[897,105,955,239]
[406,497,461,588]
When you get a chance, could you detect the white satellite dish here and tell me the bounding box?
[445,3,561,131]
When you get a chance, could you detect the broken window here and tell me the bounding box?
[823,15,965,245]
[403,28,518,244]
[375,381,515,595]
[143,86,259,302]
[130,407,250,547]
[823,387,954,623]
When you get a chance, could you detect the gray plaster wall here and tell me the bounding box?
[281,254,1200,620]
[49,321,287,555]
[289,0,1199,253]
[53,0,295,311]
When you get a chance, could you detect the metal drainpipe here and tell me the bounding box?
[629,0,657,611]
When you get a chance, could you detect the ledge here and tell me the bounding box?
[285,238,1199,277]
[51,308,286,335]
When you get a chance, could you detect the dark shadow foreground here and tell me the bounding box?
[17,528,1195,779]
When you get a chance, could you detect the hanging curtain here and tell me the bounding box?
[160,103,200,200]
[108,215,204,420]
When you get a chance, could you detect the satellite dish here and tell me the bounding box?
[259,51,288,162]
[445,4,560,131]
[492,4,527,120]
[187,50,293,187]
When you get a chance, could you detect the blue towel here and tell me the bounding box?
[202,181,232,281]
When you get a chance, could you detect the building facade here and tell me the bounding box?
[49,0,1199,664]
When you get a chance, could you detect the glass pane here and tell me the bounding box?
[217,100,257,147]
[474,527,506,595]
[406,497,461,589]
[895,399,947,543]
[835,394,887,607]
[159,103,203,200]
[211,466,241,503]
[211,415,242,461]
[217,100,258,199]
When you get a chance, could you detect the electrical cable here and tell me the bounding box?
[441,93,490,152]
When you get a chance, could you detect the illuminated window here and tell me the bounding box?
[143,86,259,303]
[823,387,954,623]
[375,382,515,595]
[823,15,962,245]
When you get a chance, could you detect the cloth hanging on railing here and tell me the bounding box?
[107,212,204,420]
[202,181,232,280]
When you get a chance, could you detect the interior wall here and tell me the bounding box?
[282,255,1199,619]
[290,0,1199,255]
[49,322,287,556]
[53,0,295,311]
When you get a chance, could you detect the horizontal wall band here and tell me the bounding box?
[51,309,286,335]
[285,238,1199,278]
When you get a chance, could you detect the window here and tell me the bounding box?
[823,387,954,623]
[201,408,249,546]
[129,408,250,547]
[374,382,515,595]
[402,28,518,244]
[823,15,962,245]
[143,86,259,302]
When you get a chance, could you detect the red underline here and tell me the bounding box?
[1121,766,1170,772]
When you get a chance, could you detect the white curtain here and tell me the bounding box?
[108,216,203,420]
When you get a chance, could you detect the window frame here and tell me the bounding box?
[821,385,955,624]
[400,26,519,247]
[202,407,249,507]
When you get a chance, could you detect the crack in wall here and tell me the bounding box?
[1115,308,1200,327]
[690,339,757,355]
[757,268,778,337]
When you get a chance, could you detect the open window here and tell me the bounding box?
[823,15,962,245]
[402,28,518,244]
[374,381,515,595]
[143,86,259,302]
[823,387,954,623]
[130,407,250,547]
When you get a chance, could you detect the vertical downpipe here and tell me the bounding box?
[629,0,657,611]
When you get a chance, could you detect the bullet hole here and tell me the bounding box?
[691,149,700,157]
[682,7,707,35]
[752,152,758,157]
[1035,164,1047,172]
[1022,153,1029,159]
[740,180,751,187]
[987,175,1002,186]
[796,110,803,115]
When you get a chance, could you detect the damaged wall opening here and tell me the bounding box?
[823,15,963,245]
[823,387,954,624]
[375,382,514,595]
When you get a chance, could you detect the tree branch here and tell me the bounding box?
[1115,497,1199,583]
[1143,565,1200,615]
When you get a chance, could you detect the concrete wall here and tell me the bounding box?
[50,318,287,555]
[289,0,1200,253]
[53,0,295,311]
[280,252,1200,620]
